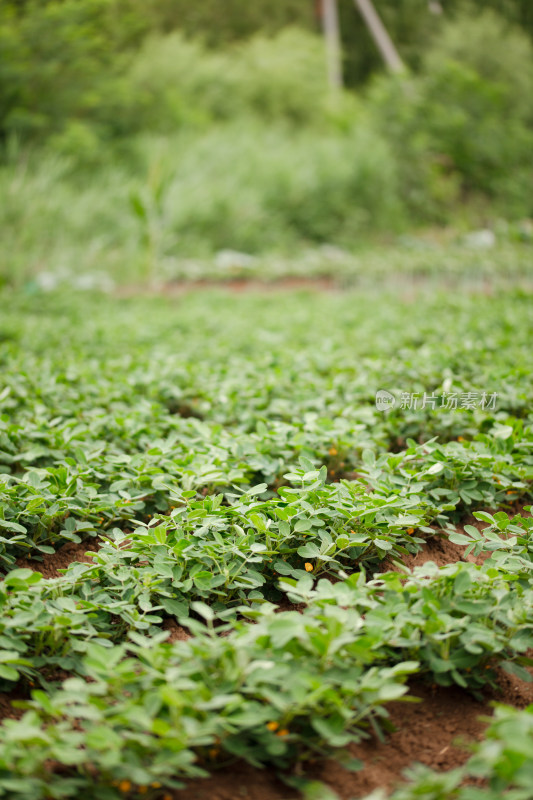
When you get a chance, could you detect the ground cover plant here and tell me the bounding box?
[0,273,532,799]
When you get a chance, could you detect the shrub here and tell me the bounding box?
[0,0,146,141]
[368,8,533,221]
[0,117,403,283]
[123,28,332,132]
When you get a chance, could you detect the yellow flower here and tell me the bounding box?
[407,528,414,535]
[151,783,162,790]
[304,563,314,572]
[329,447,338,456]
[277,728,290,737]
[457,436,465,442]
[266,721,279,732]
[118,781,131,793]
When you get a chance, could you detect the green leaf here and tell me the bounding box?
[297,543,320,558]
[4,569,41,587]
[473,512,495,526]
[268,616,303,647]
[0,520,27,534]
[191,601,214,622]
[0,665,19,681]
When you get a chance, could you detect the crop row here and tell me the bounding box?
[1,289,533,799]
[1,553,533,797]
[1,290,532,561]
[1,498,532,691]
[1,427,531,567]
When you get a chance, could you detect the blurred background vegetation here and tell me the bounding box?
[1,0,532,284]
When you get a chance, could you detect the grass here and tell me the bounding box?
[4,119,531,291]
[0,119,404,287]
[2,130,531,289]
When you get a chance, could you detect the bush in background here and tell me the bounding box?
[1,2,532,286]
[0,0,147,142]
[0,116,403,283]
[123,28,332,132]
[368,8,533,221]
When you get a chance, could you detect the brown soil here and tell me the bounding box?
[117,277,339,298]
[311,680,488,798]
[163,618,190,642]
[170,664,533,800]
[384,503,533,573]
[0,691,25,722]
[398,532,485,570]
[173,761,299,800]
[15,537,101,579]
[491,662,533,709]
[382,528,483,574]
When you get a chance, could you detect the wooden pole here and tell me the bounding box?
[352,0,404,73]
[321,0,343,90]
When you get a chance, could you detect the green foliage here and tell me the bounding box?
[0,286,531,554]
[0,0,147,141]
[141,0,314,47]
[450,507,533,573]
[0,284,531,794]
[124,28,332,130]
[135,0,533,86]
[426,7,533,121]
[338,0,438,86]
[283,562,533,693]
[0,119,404,278]
[0,8,332,143]
[2,559,533,794]
[368,9,533,220]
[2,2,533,253]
